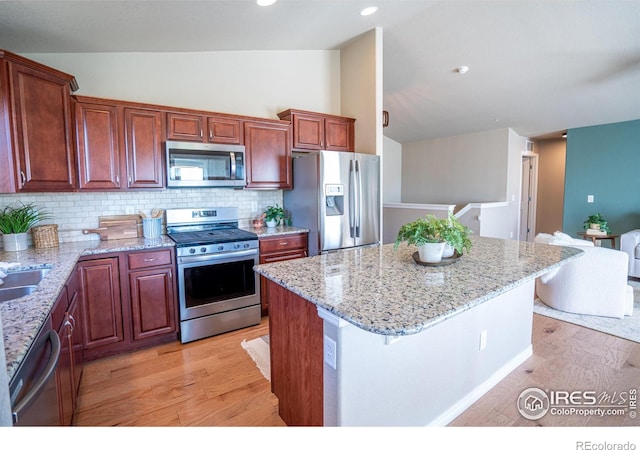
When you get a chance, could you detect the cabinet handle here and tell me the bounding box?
[115,174,120,184]
[143,258,157,262]
[169,271,173,280]
[128,176,132,185]
[200,129,203,138]
[279,242,289,246]
[68,314,76,330]
[20,171,26,187]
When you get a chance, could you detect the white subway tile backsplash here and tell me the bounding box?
[0,188,284,248]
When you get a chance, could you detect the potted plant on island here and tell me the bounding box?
[394,214,446,263]
[263,204,286,228]
[583,212,610,234]
[439,213,473,258]
[0,202,49,251]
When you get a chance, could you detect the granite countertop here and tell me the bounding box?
[244,225,309,238]
[254,236,583,336]
[1,236,175,381]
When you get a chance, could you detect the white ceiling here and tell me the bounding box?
[1,0,639,144]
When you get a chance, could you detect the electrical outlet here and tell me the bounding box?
[479,330,487,351]
[324,336,337,369]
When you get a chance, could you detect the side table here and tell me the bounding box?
[577,232,619,248]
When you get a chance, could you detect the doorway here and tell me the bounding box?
[520,154,538,242]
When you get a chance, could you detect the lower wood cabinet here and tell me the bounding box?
[79,247,178,361]
[52,266,84,426]
[259,232,308,316]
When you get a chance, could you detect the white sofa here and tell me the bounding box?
[534,232,634,319]
[621,229,640,278]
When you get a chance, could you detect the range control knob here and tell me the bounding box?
[200,247,207,253]
[188,248,196,254]
[218,245,224,251]
[234,243,240,249]
[243,243,250,249]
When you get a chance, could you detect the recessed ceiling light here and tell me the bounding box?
[256,0,277,6]
[360,6,378,16]
[455,66,469,74]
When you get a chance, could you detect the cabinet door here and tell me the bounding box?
[75,102,121,189]
[124,108,164,188]
[67,274,84,403]
[291,113,324,151]
[53,288,74,426]
[207,116,242,144]
[79,258,124,350]
[129,267,177,341]
[9,62,76,191]
[324,116,354,152]
[244,121,292,189]
[166,112,204,142]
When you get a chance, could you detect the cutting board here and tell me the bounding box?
[83,214,143,240]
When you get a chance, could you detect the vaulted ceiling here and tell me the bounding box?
[1,0,639,143]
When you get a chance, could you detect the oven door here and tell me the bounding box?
[176,249,260,321]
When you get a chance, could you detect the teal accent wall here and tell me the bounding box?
[563,119,640,248]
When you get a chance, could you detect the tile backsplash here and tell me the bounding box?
[0,189,282,249]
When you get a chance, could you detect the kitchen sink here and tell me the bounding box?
[1,268,51,288]
[0,285,37,302]
[0,268,51,302]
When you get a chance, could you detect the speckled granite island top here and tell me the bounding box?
[1,236,175,381]
[243,225,309,238]
[254,236,583,336]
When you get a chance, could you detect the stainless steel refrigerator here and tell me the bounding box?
[284,150,380,256]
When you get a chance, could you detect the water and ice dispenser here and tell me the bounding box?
[325,184,344,216]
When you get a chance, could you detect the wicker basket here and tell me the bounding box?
[31,224,59,248]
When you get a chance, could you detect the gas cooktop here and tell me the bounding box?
[168,227,257,247]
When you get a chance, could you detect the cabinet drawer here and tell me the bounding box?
[127,249,173,270]
[259,234,308,254]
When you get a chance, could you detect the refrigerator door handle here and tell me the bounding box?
[355,159,362,238]
[349,159,356,238]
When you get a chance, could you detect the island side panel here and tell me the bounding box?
[323,280,536,426]
[267,279,324,426]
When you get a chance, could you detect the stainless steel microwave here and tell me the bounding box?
[166,141,246,188]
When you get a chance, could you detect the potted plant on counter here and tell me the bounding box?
[439,213,473,257]
[394,214,446,263]
[264,204,285,228]
[0,202,49,251]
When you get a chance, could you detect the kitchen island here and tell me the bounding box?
[254,236,583,426]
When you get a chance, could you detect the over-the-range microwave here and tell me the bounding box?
[166,140,245,188]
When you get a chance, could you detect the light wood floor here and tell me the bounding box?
[74,314,640,427]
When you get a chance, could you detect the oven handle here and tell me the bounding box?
[178,248,258,265]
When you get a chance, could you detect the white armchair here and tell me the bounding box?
[621,229,640,278]
[534,232,634,319]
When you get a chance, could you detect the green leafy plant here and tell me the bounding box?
[394,214,444,248]
[439,213,473,254]
[263,204,286,224]
[0,202,49,234]
[583,212,610,233]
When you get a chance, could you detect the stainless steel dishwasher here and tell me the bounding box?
[8,316,61,426]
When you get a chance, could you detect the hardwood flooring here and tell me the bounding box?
[73,314,640,427]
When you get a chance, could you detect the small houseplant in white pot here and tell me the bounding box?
[394,214,446,263]
[263,204,285,228]
[439,213,473,258]
[0,202,49,251]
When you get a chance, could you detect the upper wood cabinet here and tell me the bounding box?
[74,96,164,190]
[0,50,78,192]
[244,120,292,189]
[166,111,243,145]
[277,109,355,152]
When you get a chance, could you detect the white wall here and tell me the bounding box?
[382,135,402,203]
[23,50,341,120]
[401,128,509,204]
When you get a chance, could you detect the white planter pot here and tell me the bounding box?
[266,219,278,228]
[417,242,445,263]
[2,232,29,252]
[442,243,455,258]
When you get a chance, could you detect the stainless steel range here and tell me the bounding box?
[166,207,260,343]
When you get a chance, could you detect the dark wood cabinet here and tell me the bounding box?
[167,111,243,145]
[277,109,355,153]
[74,96,165,190]
[52,266,84,426]
[259,232,308,315]
[127,249,177,341]
[0,50,78,192]
[79,248,178,361]
[244,120,292,189]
